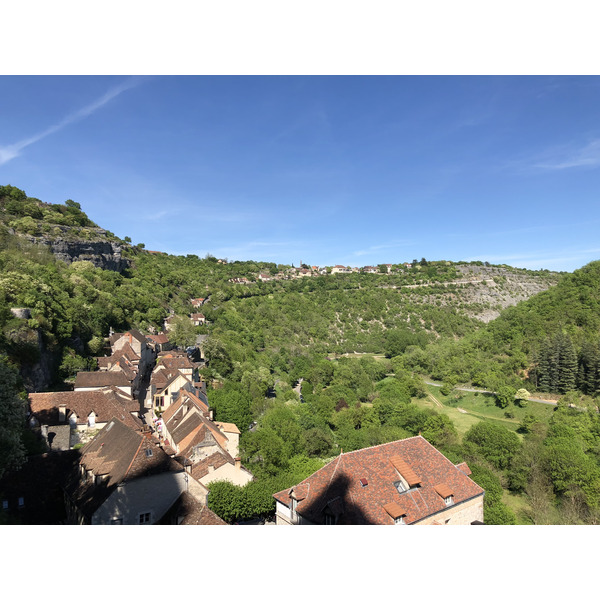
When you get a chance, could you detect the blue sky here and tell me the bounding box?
[2,75,600,272]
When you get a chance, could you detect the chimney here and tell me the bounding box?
[235,457,241,471]
[208,465,215,473]
[58,404,67,423]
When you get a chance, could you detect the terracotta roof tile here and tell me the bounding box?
[434,483,454,499]
[74,370,131,389]
[273,436,484,525]
[29,388,141,429]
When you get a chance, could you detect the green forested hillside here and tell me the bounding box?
[8,185,600,524]
[399,260,600,396]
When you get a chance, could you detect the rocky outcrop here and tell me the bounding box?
[18,227,131,272]
[43,238,130,272]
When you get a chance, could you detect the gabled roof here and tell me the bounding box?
[74,370,132,389]
[163,396,228,457]
[152,370,191,393]
[179,388,209,414]
[111,342,141,363]
[215,421,240,435]
[190,449,232,480]
[273,436,484,525]
[66,419,183,518]
[109,329,147,346]
[156,355,195,371]
[146,333,170,345]
[29,387,141,429]
[159,491,226,525]
[172,412,204,446]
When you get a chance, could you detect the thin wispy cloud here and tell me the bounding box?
[352,240,415,257]
[0,77,143,166]
[533,139,600,171]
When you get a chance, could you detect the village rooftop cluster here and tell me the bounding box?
[228,261,423,284]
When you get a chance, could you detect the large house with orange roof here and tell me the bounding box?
[273,436,484,525]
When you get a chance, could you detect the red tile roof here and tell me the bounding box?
[273,436,484,525]
[29,387,141,429]
[146,333,170,344]
[74,370,132,389]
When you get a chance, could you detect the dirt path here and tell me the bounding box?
[426,391,444,409]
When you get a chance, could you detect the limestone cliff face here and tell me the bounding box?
[19,227,131,272]
[43,238,130,272]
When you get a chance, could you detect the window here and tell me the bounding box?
[394,516,405,525]
[324,513,335,525]
[18,497,24,508]
[290,498,298,523]
[444,496,454,507]
[138,512,151,524]
[2,500,8,510]
[145,448,153,457]
[111,518,123,525]
[394,480,408,494]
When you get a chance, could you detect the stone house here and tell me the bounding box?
[64,418,208,525]
[155,352,198,379]
[145,333,172,353]
[159,394,252,488]
[28,386,143,449]
[331,265,352,274]
[273,436,484,525]
[151,370,200,411]
[190,313,206,326]
[109,330,154,377]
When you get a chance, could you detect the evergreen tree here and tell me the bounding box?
[556,332,577,393]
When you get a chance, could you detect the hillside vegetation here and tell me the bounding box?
[8,184,600,524]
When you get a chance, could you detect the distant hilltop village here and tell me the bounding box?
[228,260,431,284]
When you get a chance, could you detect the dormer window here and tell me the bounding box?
[383,501,406,525]
[390,456,421,493]
[435,484,455,507]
